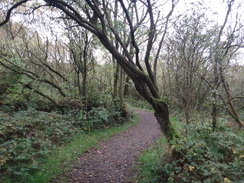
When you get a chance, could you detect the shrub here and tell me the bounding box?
[0,99,130,182]
[0,110,79,182]
[0,71,20,95]
[138,122,244,183]
[161,123,244,183]
[126,96,153,110]
[79,104,127,133]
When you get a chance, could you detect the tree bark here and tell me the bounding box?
[153,99,179,141]
[119,66,124,108]
[123,76,130,97]
[112,61,119,99]
[220,67,244,128]
[82,33,88,99]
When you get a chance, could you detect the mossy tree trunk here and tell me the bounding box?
[153,99,179,141]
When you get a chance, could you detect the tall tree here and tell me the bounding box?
[165,11,213,124]
[0,0,179,141]
[207,0,244,129]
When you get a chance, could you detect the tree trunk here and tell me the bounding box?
[220,67,244,128]
[123,76,130,97]
[81,32,88,99]
[153,99,179,142]
[212,98,217,132]
[113,61,119,99]
[119,66,124,108]
[212,59,219,131]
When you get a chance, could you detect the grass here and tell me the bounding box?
[135,114,244,183]
[134,137,167,183]
[27,113,140,183]
[136,107,154,113]
[134,116,180,183]
[126,97,153,111]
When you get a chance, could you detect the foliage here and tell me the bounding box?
[85,82,104,107]
[0,71,20,95]
[0,80,57,112]
[135,137,168,183]
[80,106,121,133]
[0,0,243,182]
[137,121,244,183]
[240,111,244,121]
[0,99,130,182]
[28,113,139,183]
[126,96,153,110]
[0,109,78,182]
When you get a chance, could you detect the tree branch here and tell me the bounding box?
[153,0,176,80]
[118,0,143,71]
[0,0,29,26]
[0,55,66,97]
[144,0,156,87]
[19,81,58,106]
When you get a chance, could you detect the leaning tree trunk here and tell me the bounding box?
[130,72,179,142]
[0,0,180,144]
[153,99,179,142]
[220,67,244,128]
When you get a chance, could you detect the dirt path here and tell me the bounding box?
[68,108,162,183]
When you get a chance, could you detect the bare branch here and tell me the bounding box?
[0,0,29,26]
[144,0,156,86]
[153,0,177,79]
[19,81,58,105]
[0,55,66,97]
[118,0,143,71]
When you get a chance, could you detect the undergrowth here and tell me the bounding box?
[0,103,136,183]
[126,96,153,110]
[135,137,168,183]
[28,112,139,183]
[137,118,244,183]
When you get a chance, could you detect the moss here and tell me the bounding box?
[153,97,170,110]
[153,97,180,142]
[154,97,167,104]
[167,122,180,142]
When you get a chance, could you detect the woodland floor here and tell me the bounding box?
[57,108,162,183]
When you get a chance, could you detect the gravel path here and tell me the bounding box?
[69,108,162,183]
